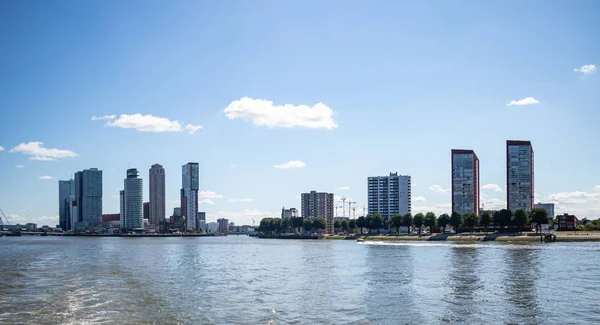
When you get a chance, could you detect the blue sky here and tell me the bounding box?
[1,0,599,226]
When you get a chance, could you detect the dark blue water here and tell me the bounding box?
[1,236,599,324]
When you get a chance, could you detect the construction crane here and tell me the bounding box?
[341,197,347,219]
[335,205,343,218]
[0,208,9,229]
[348,201,356,219]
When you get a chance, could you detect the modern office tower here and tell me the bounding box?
[367,172,411,221]
[451,149,480,216]
[143,202,149,220]
[119,190,125,229]
[74,168,103,230]
[507,140,534,213]
[534,203,555,221]
[149,164,166,228]
[301,191,334,233]
[181,162,199,230]
[58,179,74,231]
[197,212,206,223]
[124,168,143,230]
[281,207,298,218]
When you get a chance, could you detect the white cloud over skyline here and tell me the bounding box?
[413,196,426,202]
[0,146,4,151]
[223,97,338,129]
[482,184,503,192]
[507,97,540,106]
[39,176,54,180]
[428,185,449,193]
[229,198,254,202]
[573,64,596,75]
[198,191,224,199]
[94,114,202,134]
[10,142,78,161]
[547,191,600,204]
[14,165,25,169]
[274,160,306,169]
[199,199,215,205]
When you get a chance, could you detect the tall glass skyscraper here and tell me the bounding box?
[124,168,143,230]
[451,149,480,216]
[149,164,166,229]
[74,168,102,230]
[58,179,74,230]
[181,163,199,230]
[507,140,534,213]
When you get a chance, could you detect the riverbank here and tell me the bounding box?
[342,233,600,242]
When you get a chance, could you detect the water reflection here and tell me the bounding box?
[443,246,483,323]
[504,247,543,323]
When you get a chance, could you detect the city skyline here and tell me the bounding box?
[1,1,599,226]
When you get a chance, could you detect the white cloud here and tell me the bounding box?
[547,191,600,204]
[412,203,451,215]
[223,97,338,129]
[198,191,224,199]
[482,184,502,192]
[481,197,506,210]
[412,196,426,202]
[229,198,254,202]
[507,97,539,106]
[91,115,116,121]
[10,142,78,161]
[428,185,449,193]
[0,146,4,151]
[274,160,306,169]
[14,165,25,169]
[594,185,600,192]
[199,199,215,205]
[337,186,350,190]
[573,64,596,75]
[96,114,203,134]
[40,215,59,222]
[39,175,54,180]
[7,214,25,223]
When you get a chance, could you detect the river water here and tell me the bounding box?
[1,236,599,324]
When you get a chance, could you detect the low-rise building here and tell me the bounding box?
[558,213,578,231]
[281,207,298,218]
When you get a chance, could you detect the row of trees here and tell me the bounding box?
[258,207,551,235]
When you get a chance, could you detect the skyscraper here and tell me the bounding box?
[58,179,74,230]
[149,164,166,229]
[181,162,199,230]
[124,168,143,230]
[300,191,334,233]
[119,190,125,229]
[451,149,480,216]
[74,168,102,230]
[507,140,534,213]
[367,172,411,222]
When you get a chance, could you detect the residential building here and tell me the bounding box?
[198,212,206,223]
[368,172,411,222]
[58,179,74,231]
[507,140,534,213]
[301,191,335,233]
[558,213,578,231]
[451,149,480,216]
[534,203,555,222]
[123,168,143,230]
[149,164,166,228]
[281,207,298,218]
[143,202,149,220]
[74,168,103,230]
[181,163,199,230]
[207,222,219,233]
[218,218,229,233]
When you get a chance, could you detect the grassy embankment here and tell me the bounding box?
[324,232,600,242]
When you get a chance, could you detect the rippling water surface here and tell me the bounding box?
[1,236,599,324]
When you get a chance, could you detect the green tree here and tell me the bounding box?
[341,220,350,232]
[413,213,425,235]
[480,211,492,234]
[530,208,549,233]
[401,213,414,234]
[281,217,291,233]
[424,212,437,233]
[313,217,327,233]
[292,217,304,233]
[438,213,450,234]
[512,208,529,234]
[450,212,463,233]
[303,217,314,232]
[365,215,374,233]
[465,213,479,234]
[390,213,403,233]
[370,213,384,234]
[259,218,273,234]
[348,219,356,233]
[270,218,282,234]
[334,220,342,232]
[356,216,367,234]
[494,209,512,232]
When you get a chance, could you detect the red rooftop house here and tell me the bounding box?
[558,213,578,231]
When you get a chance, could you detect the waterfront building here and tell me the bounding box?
[301,191,335,233]
[74,168,103,230]
[281,207,298,218]
[58,179,74,231]
[123,168,143,230]
[367,172,411,222]
[558,213,578,231]
[451,149,480,216]
[173,207,181,217]
[198,211,206,223]
[149,164,166,228]
[143,202,149,220]
[181,163,199,230]
[218,218,229,233]
[119,190,125,229]
[507,140,534,213]
[207,222,219,233]
[534,203,555,222]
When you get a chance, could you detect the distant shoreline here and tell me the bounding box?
[332,233,600,243]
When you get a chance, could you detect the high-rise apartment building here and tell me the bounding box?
[181,163,199,230]
[217,218,229,233]
[123,168,143,230]
[507,140,534,213]
[74,168,103,230]
[119,190,125,229]
[281,207,298,218]
[58,179,74,231]
[451,149,480,216]
[149,164,166,228]
[368,172,411,221]
[300,191,334,233]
